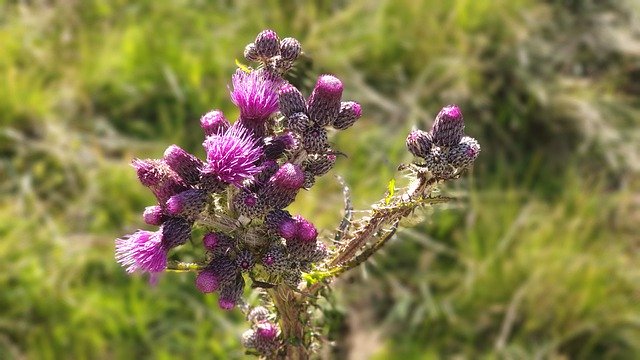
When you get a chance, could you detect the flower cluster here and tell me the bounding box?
[241,306,280,356]
[115,29,362,310]
[406,105,480,177]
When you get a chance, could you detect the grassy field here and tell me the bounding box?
[1,0,639,359]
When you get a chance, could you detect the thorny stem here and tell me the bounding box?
[166,261,205,272]
[269,285,308,360]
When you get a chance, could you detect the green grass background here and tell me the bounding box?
[1,0,639,359]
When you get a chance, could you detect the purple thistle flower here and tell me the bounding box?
[166,189,207,220]
[131,159,187,205]
[254,29,280,59]
[270,163,305,190]
[202,123,263,187]
[294,215,318,243]
[163,145,204,186]
[200,109,231,137]
[406,129,433,159]
[115,230,167,278]
[279,37,301,62]
[332,101,362,130]
[230,69,281,123]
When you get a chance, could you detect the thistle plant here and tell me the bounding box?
[115,29,480,359]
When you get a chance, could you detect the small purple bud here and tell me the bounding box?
[160,217,192,249]
[278,83,306,117]
[271,163,305,190]
[241,329,257,349]
[279,37,301,62]
[244,43,260,62]
[132,159,187,205]
[262,245,288,274]
[195,270,220,293]
[332,101,362,130]
[425,146,453,179]
[143,205,165,226]
[132,159,163,187]
[431,104,465,147]
[307,74,343,126]
[294,215,318,243]
[163,145,204,186]
[203,232,235,256]
[233,189,265,218]
[256,322,279,341]
[166,189,207,219]
[265,210,296,240]
[287,112,313,134]
[236,249,256,272]
[406,129,433,158]
[218,274,244,310]
[254,29,280,58]
[200,110,230,136]
[448,136,480,170]
[248,306,270,324]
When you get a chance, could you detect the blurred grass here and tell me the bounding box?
[1,0,639,359]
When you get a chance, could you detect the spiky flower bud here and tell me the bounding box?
[236,249,256,272]
[132,159,187,204]
[282,267,303,288]
[448,136,480,170]
[263,132,297,160]
[301,125,329,153]
[200,110,231,136]
[287,112,312,133]
[255,322,280,354]
[304,153,337,177]
[303,171,316,188]
[253,160,280,187]
[166,189,207,219]
[278,83,306,118]
[307,75,343,126]
[431,104,464,147]
[233,189,265,218]
[248,306,270,324]
[143,205,165,226]
[160,217,192,249]
[163,145,203,186]
[308,242,329,263]
[262,244,289,275]
[203,232,235,256]
[270,163,305,190]
[243,43,260,62]
[279,37,301,61]
[195,269,220,293]
[241,329,257,349]
[294,215,318,243]
[218,273,244,310]
[406,129,432,158]
[254,29,280,59]
[265,209,297,240]
[424,146,453,179]
[332,101,362,130]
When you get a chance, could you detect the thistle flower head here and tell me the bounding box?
[195,269,220,293]
[332,101,362,130]
[270,163,305,190]
[307,74,343,126]
[254,29,280,58]
[279,37,302,62]
[431,104,465,147]
[294,215,318,243]
[230,69,281,123]
[406,129,433,159]
[202,123,263,187]
[163,145,204,186]
[143,205,165,226]
[115,230,167,277]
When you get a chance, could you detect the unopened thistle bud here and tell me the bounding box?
[262,244,289,275]
[166,189,207,219]
[218,273,244,310]
[264,209,297,240]
[304,153,337,177]
[203,232,235,256]
[301,125,329,153]
[233,189,265,218]
[287,112,313,134]
[236,249,256,272]
[263,132,297,160]
[253,160,280,187]
[241,329,257,349]
[425,146,453,179]
[270,163,305,190]
[282,267,303,288]
[406,129,433,159]
[448,136,480,170]
[279,37,301,61]
[307,75,343,126]
[132,159,187,204]
[195,269,220,293]
[294,215,318,243]
[278,83,306,118]
[143,205,165,226]
[163,145,204,186]
[248,306,270,324]
[243,43,260,62]
[160,217,192,249]
[332,101,362,130]
[431,104,464,147]
[308,241,329,263]
[254,322,280,355]
[200,110,230,136]
[254,29,280,59]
